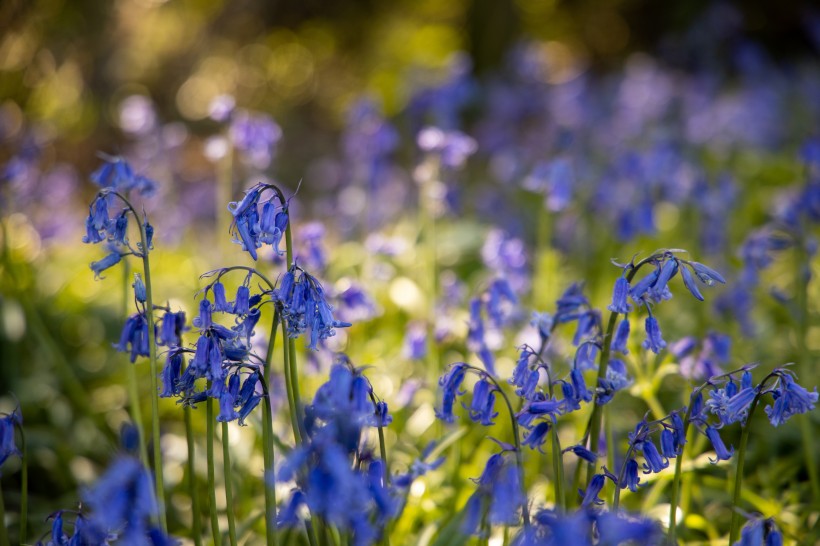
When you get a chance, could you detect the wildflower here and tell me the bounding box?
[90,250,123,279]
[570,368,593,403]
[467,379,498,426]
[403,321,427,360]
[522,421,551,451]
[580,474,606,507]
[0,411,21,468]
[705,426,734,463]
[82,456,158,540]
[486,277,518,327]
[765,372,818,426]
[595,511,660,544]
[630,267,660,302]
[640,438,669,473]
[660,428,678,458]
[531,312,553,341]
[622,458,642,492]
[643,316,666,354]
[680,263,704,301]
[489,458,525,525]
[436,363,467,422]
[611,318,630,354]
[575,342,599,371]
[564,444,597,463]
[159,350,184,398]
[158,310,186,346]
[649,258,679,301]
[554,283,589,323]
[91,156,157,196]
[276,266,352,350]
[116,313,149,362]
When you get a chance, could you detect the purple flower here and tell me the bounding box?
[643,316,667,354]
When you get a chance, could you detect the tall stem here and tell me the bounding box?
[19,422,27,544]
[794,227,820,503]
[0,485,8,546]
[184,404,203,546]
[122,261,150,471]
[221,422,238,546]
[137,215,166,530]
[472,367,530,526]
[668,406,694,545]
[546,377,565,511]
[585,256,657,485]
[206,395,221,545]
[262,313,281,546]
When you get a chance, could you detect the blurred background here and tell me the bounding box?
[2,0,820,543]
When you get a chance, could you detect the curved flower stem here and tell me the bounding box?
[585,254,659,486]
[221,422,238,546]
[546,376,565,511]
[261,313,281,546]
[122,262,149,470]
[281,320,303,446]
[612,421,646,511]
[466,365,530,527]
[729,374,777,544]
[184,403,202,546]
[137,211,166,531]
[206,394,221,545]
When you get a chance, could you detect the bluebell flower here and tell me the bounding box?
[580,473,606,507]
[477,346,496,376]
[159,349,184,398]
[115,313,150,363]
[705,426,734,463]
[642,316,666,354]
[90,250,123,279]
[132,273,147,303]
[486,277,518,327]
[510,347,535,389]
[555,283,589,323]
[563,444,597,464]
[571,341,596,371]
[680,264,704,301]
[82,456,158,541]
[232,285,250,315]
[660,428,678,458]
[611,318,630,355]
[276,266,352,350]
[158,310,186,346]
[277,489,306,528]
[530,312,553,341]
[522,421,551,452]
[670,410,686,451]
[461,492,484,537]
[570,368,593,403]
[402,321,427,361]
[517,369,540,401]
[594,511,660,544]
[764,372,818,427]
[211,281,232,313]
[467,379,498,426]
[735,517,764,546]
[596,359,632,405]
[572,310,601,346]
[622,458,642,492]
[436,363,467,423]
[639,438,668,473]
[689,261,727,286]
[489,458,525,525]
[629,268,660,302]
[91,156,157,196]
[649,258,678,301]
[216,384,238,422]
[0,411,21,468]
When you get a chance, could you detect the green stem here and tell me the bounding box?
[0,484,8,546]
[794,227,820,503]
[135,209,166,531]
[123,262,150,471]
[585,255,658,486]
[468,366,530,526]
[281,320,303,446]
[19,422,27,544]
[221,422,238,546]
[546,377,565,511]
[668,407,694,545]
[605,408,615,505]
[185,405,203,546]
[305,519,319,546]
[206,395,221,545]
[729,376,776,544]
[262,314,281,546]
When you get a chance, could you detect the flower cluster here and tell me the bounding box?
[275,264,352,350]
[228,183,289,261]
[161,275,266,425]
[275,361,428,546]
[511,507,661,545]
